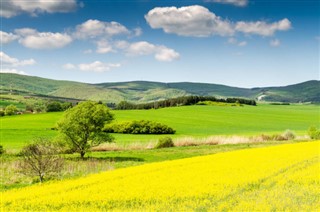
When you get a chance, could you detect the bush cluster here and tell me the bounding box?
[308,126,320,139]
[0,145,4,155]
[258,130,296,141]
[104,120,176,134]
[46,101,73,112]
[4,104,18,116]
[197,101,242,107]
[116,96,256,110]
[155,137,174,149]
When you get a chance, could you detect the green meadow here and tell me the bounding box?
[1,104,319,151]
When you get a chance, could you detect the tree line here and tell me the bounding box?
[115,96,256,110]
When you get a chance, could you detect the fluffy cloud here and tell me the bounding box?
[15,28,72,49]
[206,0,248,7]
[114,40,130,49]
[92,39,180,62]
[0,31,18,44]
[63,61,121,73]
[0,51,36,66]
[270,39,281,47]
[0,51,34,75]
[126,41,180,62]
[127,41,157,56]
[145,6,291,38]
[235,18,291,36]
[145,5,234,37]
[74,19,129,39]
[96,40,114,54]
[0,68,27,75]
[1,0,80,18]
[228,38,247,46]
[155,48,180,62]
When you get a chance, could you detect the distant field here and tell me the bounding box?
[0,100,25,110]
[1,104,319,151]
[2,141,319,211]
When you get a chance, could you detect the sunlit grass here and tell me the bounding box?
[1,104,319,151]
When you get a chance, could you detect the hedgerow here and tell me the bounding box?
[104,120,176,134]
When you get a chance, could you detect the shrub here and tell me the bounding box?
[308,126,320,139]
[104,120,176,134]
[0,111,5,116]
[18,138,64,182]
[155,137,174,149]
[282,130,296,140]
[5,104,18,115]
[0,145,4,155]
[61,102,73,111]
[46,101,63,112]
[271,134,287,141]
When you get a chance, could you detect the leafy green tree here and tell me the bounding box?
[5,104,18,115]
[57,101,114,159]
[46,101,62,112]
[26,100,46,113]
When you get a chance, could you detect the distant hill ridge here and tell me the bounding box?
[1,73,319,103]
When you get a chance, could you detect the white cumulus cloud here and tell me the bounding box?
[15,28,72,49]
[235,18,291,36]
[206,0,248,7]
[145,5,291,39]
[155,47,180,62]
[96,40,114,54]
[74,19,129,39]
[0,51,36,66]
[63,61,121,73]
[127,41,157,56]
[228,38,247,46]
[126,41,180,62]
[1,0,80,18]
[0,51,34,75]
[0,31,19,44]
[0,68,27,75]
[145,5,234,37]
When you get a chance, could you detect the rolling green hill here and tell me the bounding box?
[1,73,319,103]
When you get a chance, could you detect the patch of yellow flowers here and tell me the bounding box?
[1,141,319,211]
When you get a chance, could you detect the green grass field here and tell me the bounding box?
[1,104,319,151]
[0,100,26,110]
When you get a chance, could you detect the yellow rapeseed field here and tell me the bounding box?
[1,141,319,211]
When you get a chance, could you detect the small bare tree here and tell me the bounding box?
[18,138,64,183]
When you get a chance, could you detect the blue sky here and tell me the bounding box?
[1,0,319,87]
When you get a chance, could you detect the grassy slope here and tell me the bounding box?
[261,80,320,102]
[2,141,319,211]
[1,73,319,103]
[1,104,319,151]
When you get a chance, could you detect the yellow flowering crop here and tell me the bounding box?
[1,141,319,211]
